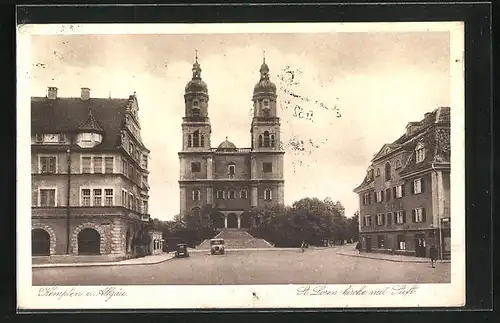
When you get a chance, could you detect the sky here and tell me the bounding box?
[29,30,450,221]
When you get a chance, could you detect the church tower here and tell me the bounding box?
[179,53,213,219]
[249,55,285,206]
[182,52,211,151]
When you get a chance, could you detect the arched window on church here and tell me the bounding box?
[271,135,275,147]
[193,130,200,147]
[188,135,192,147]
[258,135,263,148]
[201,135,205,147]
[263,131,270,147]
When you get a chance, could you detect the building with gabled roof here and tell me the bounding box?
[31,87,152,259]
[353,107,451,260]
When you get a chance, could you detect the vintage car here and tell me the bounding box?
[210,238,225,255]
[175,243,189,258]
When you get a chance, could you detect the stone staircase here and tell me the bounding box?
[197,229,274,250]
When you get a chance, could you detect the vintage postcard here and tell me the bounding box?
[17,22,465,310]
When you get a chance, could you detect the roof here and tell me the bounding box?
[77,109,104,134]
[253,62,277,98]
[216,138,237,151]
[354,107,450,191]
[31,96,129,149]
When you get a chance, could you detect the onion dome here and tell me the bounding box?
[185,52,208,95]
[253,56,276,98]
[217,137,237,152]
[77,108,104,134]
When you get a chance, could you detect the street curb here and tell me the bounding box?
[337,252,451,264]
[32,254,176,269]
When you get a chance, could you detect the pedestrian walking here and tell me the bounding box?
[355,241,362,254]
[430,245,438,268]
[301,241,305,253]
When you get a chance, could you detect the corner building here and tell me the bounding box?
[179,57,285,228]
[353,107,451,259]
[31,87,151,258]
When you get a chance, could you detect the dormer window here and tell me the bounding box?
[415,143,425,163]
[35,134,43,143]
[58,133,66,143]
[395,160,402,169]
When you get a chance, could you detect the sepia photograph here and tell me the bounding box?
[17,22,465,309]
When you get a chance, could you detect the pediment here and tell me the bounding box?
[372,143,399,161]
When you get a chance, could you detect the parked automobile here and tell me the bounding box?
[210,239,225,255]
[175,243,189,258]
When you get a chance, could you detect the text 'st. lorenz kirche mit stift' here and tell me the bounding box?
[178,54,285,230]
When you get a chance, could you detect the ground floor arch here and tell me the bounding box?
[32,228,50,256]
[78,228,101,255]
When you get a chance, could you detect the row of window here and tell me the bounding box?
[191,188,272,201]
[35,187,148,213]
[35,133,66,143]
[362,208,427,227]
[190,162,273,174]
[362,178,424,205]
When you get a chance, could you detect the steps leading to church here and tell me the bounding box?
[197,229,273,250]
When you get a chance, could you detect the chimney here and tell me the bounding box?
[47,86,58,100]
[81,87,90,100]
[406,122,420,137]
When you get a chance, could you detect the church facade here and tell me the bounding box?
[178,56,285,229]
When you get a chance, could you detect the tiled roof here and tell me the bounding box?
[354,107,450,191]
[31,97,129,149]
[77,109,104,134]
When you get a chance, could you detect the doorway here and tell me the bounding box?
[365,236,372,252]
[32,229,50,256]
[227,213,238,228]
[414,233,426,257]
[78,228,101,255]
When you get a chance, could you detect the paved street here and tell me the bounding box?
[32,247,450,285]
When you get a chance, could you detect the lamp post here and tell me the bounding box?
[66,148,71,254]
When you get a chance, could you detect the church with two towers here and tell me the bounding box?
[178,55,285,229]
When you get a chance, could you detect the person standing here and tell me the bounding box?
[355,241,362,254]
[430,245,438,268]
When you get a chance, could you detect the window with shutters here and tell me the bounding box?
[363,193,371,205]
[413,207,425,223]
[413,178,422,194]
[386,212,393,225]
[396,211,405,224]
[364,215,372,227]
[395,185,403,198]
[93,189,102,206]
[240,190,248,199]
[375,191,383,202]
[217,190,225,200]
[385,188,392,201]
[229,190,236,199]
[192,188,200,201]
[377,214,384,226]
[39,188,56,207]
[39,156,57,174]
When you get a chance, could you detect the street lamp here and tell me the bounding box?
[66,148,71,254]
